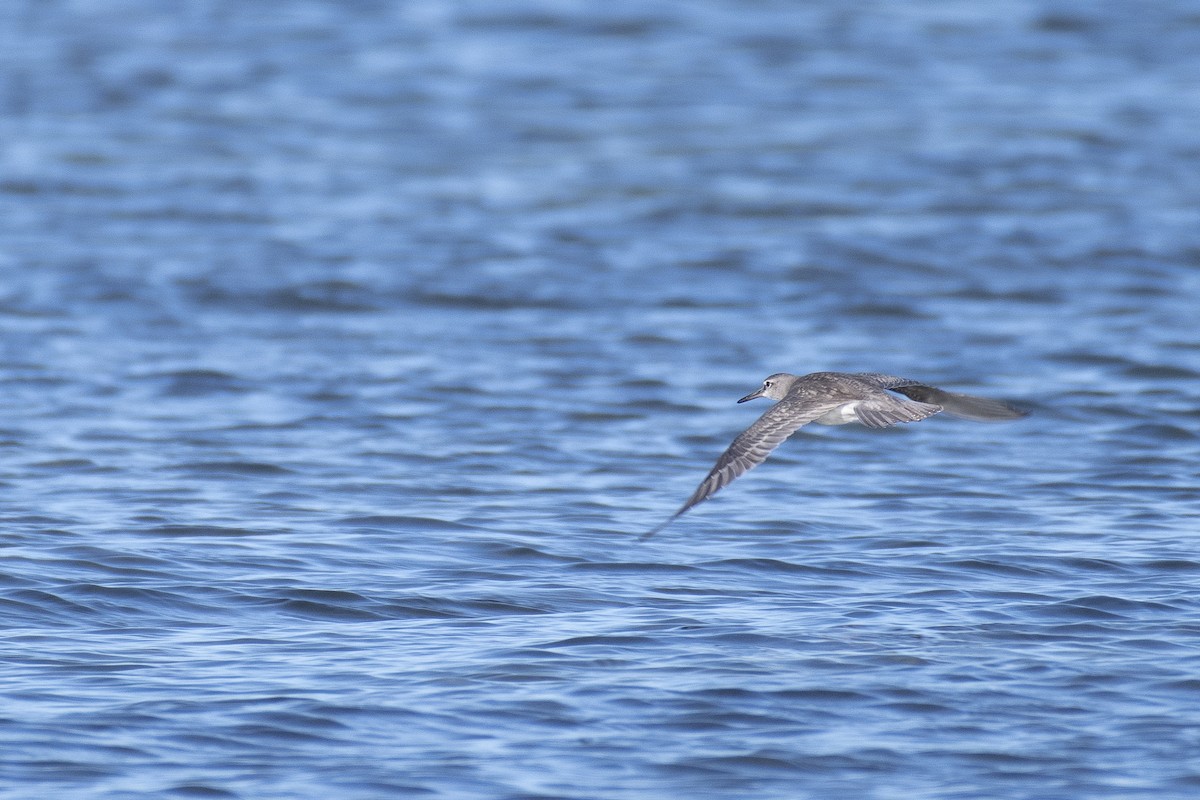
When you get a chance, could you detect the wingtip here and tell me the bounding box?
[640,494,704,540]
[638,517,674,541]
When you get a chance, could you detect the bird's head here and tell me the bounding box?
[738,373,797,403]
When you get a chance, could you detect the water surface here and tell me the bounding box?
[2,1,1200,798]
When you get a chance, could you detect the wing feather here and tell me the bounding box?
[640,398,838,539]
[853,393,942,428]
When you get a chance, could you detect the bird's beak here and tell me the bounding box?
[737,387,765,404]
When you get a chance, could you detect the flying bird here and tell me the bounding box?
[642,371,1027,539]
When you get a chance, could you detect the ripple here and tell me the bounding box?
[171,461,294,476]
[337,515,473,531]
[941,559,1053,578]
[141,524,264,537]
[164,784,240,798]
[151,369,249,397]
[1124,363,1200,380]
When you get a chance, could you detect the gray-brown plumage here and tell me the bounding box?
[641,371,1027,539]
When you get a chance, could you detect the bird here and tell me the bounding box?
[641,371,1028,539]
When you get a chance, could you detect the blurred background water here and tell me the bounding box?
[2,1,1199,798]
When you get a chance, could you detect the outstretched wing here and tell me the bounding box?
[853,373,1028,422]
[640,397,839,540]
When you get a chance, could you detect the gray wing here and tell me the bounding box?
[852,388,942,428]
[852,373,1028,422]
[640,397,840,540]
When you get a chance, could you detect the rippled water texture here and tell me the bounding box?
[2,1,1200,798]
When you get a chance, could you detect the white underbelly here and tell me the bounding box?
[815,401,861,425]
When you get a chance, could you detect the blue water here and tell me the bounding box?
[3,1,1200,798]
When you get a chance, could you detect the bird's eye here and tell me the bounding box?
[764,381,773,388]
